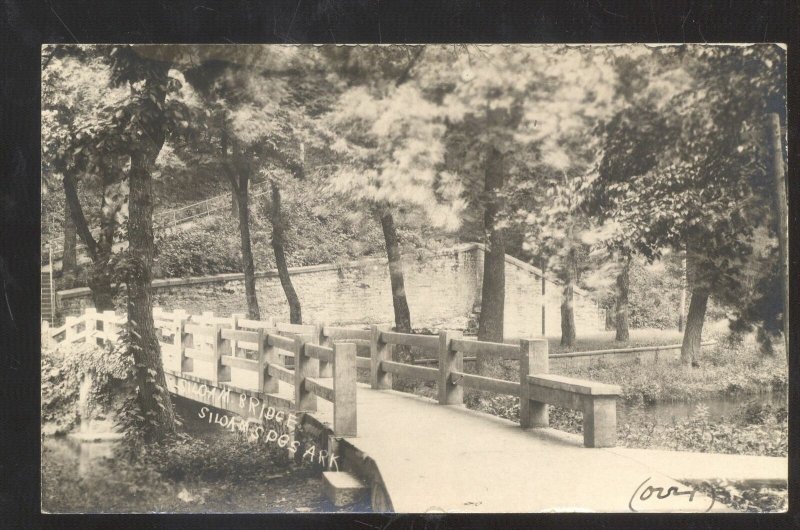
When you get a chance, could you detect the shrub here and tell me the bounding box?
[42,338,134,435]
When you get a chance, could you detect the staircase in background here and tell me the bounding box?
[41,270,55,323]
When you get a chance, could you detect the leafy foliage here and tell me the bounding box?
[41,337,134,435]
[595,45,786,342]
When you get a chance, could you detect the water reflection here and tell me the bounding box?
[619,391,787,425]
[42,436,118,479]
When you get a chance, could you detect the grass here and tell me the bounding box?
[543,327,686,355]
[556,335,787,405]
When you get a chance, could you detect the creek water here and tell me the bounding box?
[617,390,788,425]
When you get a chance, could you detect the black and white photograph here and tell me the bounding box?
[39,43,788,513]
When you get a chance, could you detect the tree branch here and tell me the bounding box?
[395,46,426,87]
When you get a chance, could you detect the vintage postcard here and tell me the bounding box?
[40,43,788,513]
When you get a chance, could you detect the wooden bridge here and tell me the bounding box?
[45,308,785,513]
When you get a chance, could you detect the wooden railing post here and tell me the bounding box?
[315,323,333,378]
[173,316,185,373]
[85,307,97,334]
[212,324,231,385]
[438,330,463,405]
[370,325,392,390]
[262,328,279,393]
[180,318,193,374]
[519,339,549,429]
[230,313,244,357]
[65,315,77,343]
[42,320,51,349]
[294,336,317,411]
[333,342,357,436]
[103,310,117,342]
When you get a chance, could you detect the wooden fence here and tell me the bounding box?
[45,307,623,447]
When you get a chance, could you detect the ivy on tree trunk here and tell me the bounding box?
[127,147,176,443]
[123,62,176,443]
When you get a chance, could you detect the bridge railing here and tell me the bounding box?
[46,307,622,446]
[369,328,622,448]
[150,309,357,436]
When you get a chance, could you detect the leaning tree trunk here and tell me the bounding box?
[88,174,124,313]
[231,189,239,218]
[680,289,708,366]
[380,210,413,387]
[614,256,630,342]
[379,211,412,334]
[235,182,260,320]
[63,171,115,310]
[224,133,261,321]
[270,182,302,324]
[476,147,506,375]
[62,199,78,288]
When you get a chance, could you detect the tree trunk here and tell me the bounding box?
[62,199,78,288]
[127,147,176,443]
[379,211,412,334]
[614,256,630,342]
[680,289,708,366]
[766,113,789,361]
[231,189,239,218]
[63,172,98,262]
[270,182,302,324]
[559,242,578,347]
[88,175,122,312]
[476,147,506,374]
[477,147,505,341]
[87,270,114,311]
[124,68,175,443]
[223,131,261,321]
[236,182,260,320]
[380,211,413,387]
[63,171,114,309]
[560,283,576,348]
[678,252,687,332]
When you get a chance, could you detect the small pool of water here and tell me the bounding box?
[618,391,787,425]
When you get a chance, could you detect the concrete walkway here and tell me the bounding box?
[319,384,784,513]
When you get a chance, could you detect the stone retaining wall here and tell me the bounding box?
[57,243,605,337]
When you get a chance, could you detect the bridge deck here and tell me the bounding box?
[168,369,784,513]
[331,384,784,513]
